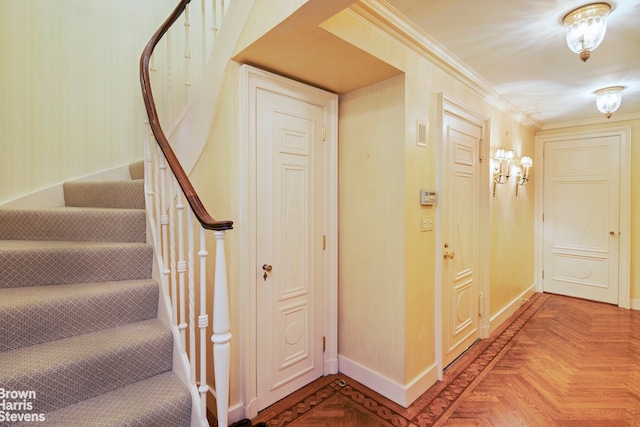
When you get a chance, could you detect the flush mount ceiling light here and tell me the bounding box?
[595,86,624,118]
[563,2,611,62]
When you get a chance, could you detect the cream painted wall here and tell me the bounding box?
[0,1,178,204]
[489,113,537,316]
[324,8,537,392]
[537,118,640,306]
[338,75,406,383]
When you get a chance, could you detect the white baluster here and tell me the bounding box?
[166,32,173,127]
[152,146,163,280]
[177,192,187,347]
[188,211,197,385]
[212,230,231,427]
[213,0,223,37]
[184,3,192,99]
[159,154,171,300]
[168,177,178,324]
[198,227,209,421]
[201,0,207,71]
[143,122,154,216]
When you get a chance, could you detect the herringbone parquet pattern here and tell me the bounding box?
[252,293,640,426]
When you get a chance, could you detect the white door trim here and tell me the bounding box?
[534,126,631,309]
[238,65,338,419]
[435,93,490,380]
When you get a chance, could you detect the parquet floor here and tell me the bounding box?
[251,293,640,426]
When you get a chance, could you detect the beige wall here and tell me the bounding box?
[0,1,182,204]
[338,75,407,382]
[537,119,640,305]
[325,8,537,390]
[489,113,537,317]
[0,0,218,204]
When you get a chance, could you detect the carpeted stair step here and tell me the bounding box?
[0,318,173,414]
[19,371,191,427]
[129,160,145,181]
[63,180,145,209]
[0,240,153,288]
[0,207,146,243]
[0,279,159,352]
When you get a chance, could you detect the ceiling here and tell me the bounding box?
[383,0,640,127]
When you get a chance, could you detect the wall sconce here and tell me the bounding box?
[515,155,533,197]
[563,2,611,62]
[493,148,514,197]
[595,86,624,118]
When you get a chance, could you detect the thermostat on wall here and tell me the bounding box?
[420,190,437,206]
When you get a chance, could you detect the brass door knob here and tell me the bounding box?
[262,264,273,281]
[443,251,455,259]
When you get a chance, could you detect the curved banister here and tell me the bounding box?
[140,0,233,231]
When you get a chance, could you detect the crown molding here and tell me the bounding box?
[349,0,542,131]
[540,111,640,131]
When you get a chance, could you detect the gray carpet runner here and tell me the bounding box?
[0,162,192,426]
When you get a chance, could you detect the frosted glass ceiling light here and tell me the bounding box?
[563,2,611,62]
[595,86,624,118]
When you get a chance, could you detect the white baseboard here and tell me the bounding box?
[228,401,249,425]
[489,284,537,335]
[1,163,134,208]
[630,299,640,311]
[325,357,339,375]
[338,354,438,408]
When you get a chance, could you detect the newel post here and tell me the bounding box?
[211,230,231,426]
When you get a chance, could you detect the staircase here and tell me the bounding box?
[0,162,192,426]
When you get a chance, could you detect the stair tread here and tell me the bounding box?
[0,318,170,377]
[63,179,145,209]
[0,207,146,243]
[0,319,173,413]
[0,279,156,308]
[0,280,159,351]
[23,372,191,427]
[0,240,153,288]
[0,239,150,250]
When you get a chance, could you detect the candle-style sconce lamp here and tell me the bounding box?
[492,148,514,197]
[515,155,533,197]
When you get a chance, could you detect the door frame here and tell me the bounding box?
[238,65,339,418]
[435,93,490,380]
[534,126,631,308]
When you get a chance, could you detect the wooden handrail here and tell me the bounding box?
[140,0,233,231]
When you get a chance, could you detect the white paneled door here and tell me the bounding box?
[543,135,620,304]
[442,109,483,368]
[255,87,326,411]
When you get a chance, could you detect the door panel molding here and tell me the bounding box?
[238,65,338,419]
[435,93,490,379]
[535,126,631,308]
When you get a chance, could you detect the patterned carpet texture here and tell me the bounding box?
[0,162,192,426]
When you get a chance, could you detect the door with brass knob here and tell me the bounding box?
[254,80,329,411]
[441,107,482,369]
